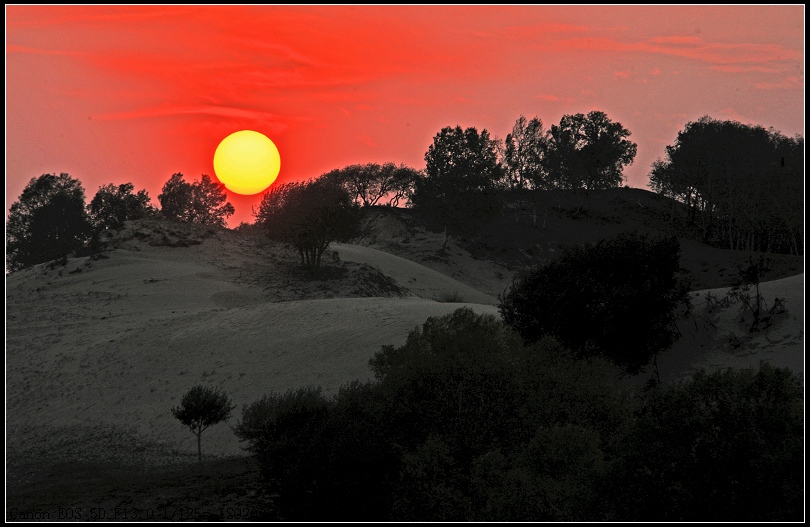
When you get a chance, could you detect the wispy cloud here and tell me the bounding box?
[94,104,288,129]
[754,76,803,90]
[711,64,781,73]
[541,36,801,66]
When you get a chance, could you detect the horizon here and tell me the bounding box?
[6,5,805,227]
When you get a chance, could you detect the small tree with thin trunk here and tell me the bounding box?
[172,385,236,463]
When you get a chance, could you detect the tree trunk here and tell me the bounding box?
[441,226,449,251]
[197,431,202,463]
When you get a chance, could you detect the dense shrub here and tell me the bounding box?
[608,364,804,521]
[233,387,331,520]
[237,308,631,521]
[236,310,803,521]
[499,232,691,375]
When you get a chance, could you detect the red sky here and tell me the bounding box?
[6,5,805,227]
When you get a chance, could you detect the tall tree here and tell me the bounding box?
[648,116,803,254]
[411,126,504,249]
[6,173,91,271]
[543,111,637,192]
[158,173,234,227]
[254,178,361,270]
[503,115,547,190]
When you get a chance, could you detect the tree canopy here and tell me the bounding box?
[322,162,420,207]
[542,111,637,192]
[411,126,504,249]
[6,173,91,272]
[254,178,361,270]
[171,385,236,463]
[503,115,547,190]
[158,173,234,227]
[648,116,803,254]
[498,232,691,375]
[88,182,156,232]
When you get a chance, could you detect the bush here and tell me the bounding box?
[609,363,804,521]
[236,309,801,520]
[233,387,331,519]
[237,308,630,521]
[499,232,691,375]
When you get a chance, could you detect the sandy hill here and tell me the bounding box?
[6,217,500,475]
[5,211,805,479]
[354,187,804,296]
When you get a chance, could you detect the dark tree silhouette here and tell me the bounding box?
[498,232,691,376]
[503,115,547,190]
[543,111,637,192]
[322,162,421,207]
[158,173,234,227]
[6,173,91,272]
[88,182,156,232]
[171,385,236,463]
[648,116,803,254]
[411,125,504,249]
[254,178,361,270]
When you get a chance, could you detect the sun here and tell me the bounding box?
[213,130,281,195]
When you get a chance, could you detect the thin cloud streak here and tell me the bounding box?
[542,36,801,66]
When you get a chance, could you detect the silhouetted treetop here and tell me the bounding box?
[322,162,421,207]
[412,125,504,249]
[158,173,234,227]
[254,178,361,270]
[6,173,91,271]
[89,182,156,232]
[543,111,637,192]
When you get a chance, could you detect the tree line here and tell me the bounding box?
[5,172,235,272]
[6,111,803,272]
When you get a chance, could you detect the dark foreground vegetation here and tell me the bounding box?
[232,308,803,521]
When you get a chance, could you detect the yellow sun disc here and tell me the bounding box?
[213,130,281,195]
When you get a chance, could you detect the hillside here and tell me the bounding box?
[5,209,804,518]
[6,217,500,476]
[354,187,803,295]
